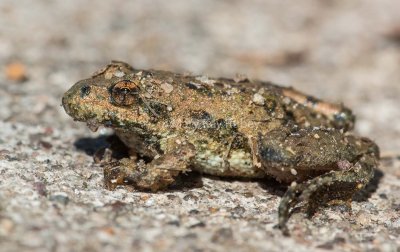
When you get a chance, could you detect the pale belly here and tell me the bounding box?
[192,149,266,178]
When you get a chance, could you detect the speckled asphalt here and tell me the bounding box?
[1,1,399,251]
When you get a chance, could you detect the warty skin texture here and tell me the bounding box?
[62,61,379,234]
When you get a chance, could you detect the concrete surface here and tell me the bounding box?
[0,1,399,251]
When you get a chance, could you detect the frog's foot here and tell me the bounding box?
[277,154,377,236]
[104,144,196,191]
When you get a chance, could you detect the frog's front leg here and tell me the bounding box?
[104,143,196,191]
[257,128,379,235]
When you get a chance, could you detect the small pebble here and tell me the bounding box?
[161,83,174,93]
[49,192,69,206]
[253,93,265,106]
[113,70,125,77]
[5,62,28,82]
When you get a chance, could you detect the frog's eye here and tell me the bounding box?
[110,80,140,106]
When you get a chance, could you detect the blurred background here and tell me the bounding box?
[1,0,400,152]
[1,1,400,251]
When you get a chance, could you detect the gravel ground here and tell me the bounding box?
[1,1,400,251]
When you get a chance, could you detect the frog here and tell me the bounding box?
[62,61,379,235]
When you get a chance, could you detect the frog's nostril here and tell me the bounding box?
[80,84,91,98]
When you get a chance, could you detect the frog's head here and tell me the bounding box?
[62,72,154,131]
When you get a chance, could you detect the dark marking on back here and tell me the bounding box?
[184,110,238,139]
[306,96,318,106]
[144,101,170,121]
[260,146,285,163]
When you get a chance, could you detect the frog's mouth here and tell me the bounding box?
[62,93,95,122]
[62,95,135,132]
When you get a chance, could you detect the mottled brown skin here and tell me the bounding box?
[62,61,379,235]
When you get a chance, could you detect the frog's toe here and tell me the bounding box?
[103,160,131,190]
[277,173,348,235]
[279,176,348,231]
[277,181,306,235]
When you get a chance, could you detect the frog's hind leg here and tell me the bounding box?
[104,143,196,191]
[257,128,379,235]
[277,155,376,235]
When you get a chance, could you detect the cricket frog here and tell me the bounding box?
[62,61,379,234]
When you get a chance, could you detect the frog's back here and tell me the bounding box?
[141,70,287,178]
[63,61,356,179]
[146,69,288,136]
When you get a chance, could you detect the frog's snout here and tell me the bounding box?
[61,81,93,121]
[61,94,70,115]
[61,88,75,118]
